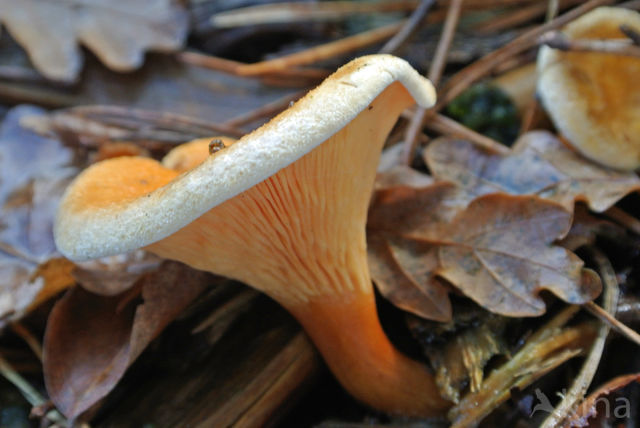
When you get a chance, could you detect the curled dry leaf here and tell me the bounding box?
[433,194,601,316]
[425,131,640,212]
[0,106,77,327]
[367,177,462,322]
[368,175,601,317]
[44,261,210,419]
[0,0,188,82]
[563,373,640,427]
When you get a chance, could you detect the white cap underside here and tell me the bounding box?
[55,54,436,260]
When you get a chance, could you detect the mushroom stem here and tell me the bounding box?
[288,290,450,417]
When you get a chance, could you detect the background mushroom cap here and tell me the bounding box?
[537,7,640,170]
[55,54,436,260]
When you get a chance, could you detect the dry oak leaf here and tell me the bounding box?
[368,179,464,322]
[0,0,188,81]
[425,131,640,212]
[368,184,601,317]
[0,105,77,328]
[43,261,210,419]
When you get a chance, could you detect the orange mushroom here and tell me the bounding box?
[54,55,449,416]
[537,7,640,170]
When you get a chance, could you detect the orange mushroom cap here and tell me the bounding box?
[54,55,448,416]
[537,7,640,170]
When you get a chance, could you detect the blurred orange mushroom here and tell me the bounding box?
[537,7,640,170]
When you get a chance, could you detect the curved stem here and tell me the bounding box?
[288,291,450,417]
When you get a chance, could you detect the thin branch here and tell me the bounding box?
[426,113,510,154]
[402,0,464,164]
[541,248,619,427]
[235,20,406,76]
[539,31,640,57]
[604,206,640,236]
[379,0,437,54]
[585,301,640,347]
[436,0,617,112]
[223,90,306,129]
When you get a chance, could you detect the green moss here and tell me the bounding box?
[445,83,520,146]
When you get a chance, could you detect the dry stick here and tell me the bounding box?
[235,20,406,76]
[427,113,510,154]
[0,355,67,425]
[541,248,619,428]
[209,0,420,28]
[621,24,640,44]
[70,105,245,139]
[539,31,640,57]
[402,0,464,164]
[547,0,560,21]
[379,0,437,54]
[474,0,583,34]
[176,51,331,81]
[222,90,307,129]
[603,206,640,236]
[585,302,640,347]
[436,0,617,112]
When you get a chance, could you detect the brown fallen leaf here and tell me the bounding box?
[432,194,602,316]
[0,105,77,327]
[368,235,451,322]
[563,372,640,427]
[0,0,187,82]
[425,131,640,212]
[43,261,210,419]
[368,180,601,317]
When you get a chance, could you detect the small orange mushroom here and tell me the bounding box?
[537,7,640,170]
[54,55,449,416]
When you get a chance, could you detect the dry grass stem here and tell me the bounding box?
[223,90,306,129]
[10,323,43,362]
[541,248,619,427]
[539,31,640,57]
[402,0,464,164]
[604,207,640,236]
[437,0,617,112]
[427,113,511,154]
[379,0,437,54]
[235,20,406,76]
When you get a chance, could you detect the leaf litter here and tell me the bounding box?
[1,1,640,426]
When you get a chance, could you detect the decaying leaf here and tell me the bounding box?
[425,131,640,212]
[368,178,601,318]
[43,261,210,419]
[0,105,77,327]
[0,0,188,82]
[368,235,451,322]
[433,194,601,316]
[563,373,640,427]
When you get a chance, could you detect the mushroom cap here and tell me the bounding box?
[55,55,436,261]
[537,7,640,170]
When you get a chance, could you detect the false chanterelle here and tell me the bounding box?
[54,55,449,416]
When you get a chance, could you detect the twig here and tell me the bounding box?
[539,31,640,57]
[402,0,464,164]
[474,0,581,34]
[10,323,43,362]
[209,1,420,28]
[426,113,510,155]
[176,51,331,81]
[223,90,306,129]
[436,0,617,112]
[541,248,619,428]
[584,301,640,346]
[604,207,640,236]
[379,0,437,54]
[0,354,68,425]
[547,0,560,21]
[235,20,406,76]
[621,24,640,44]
